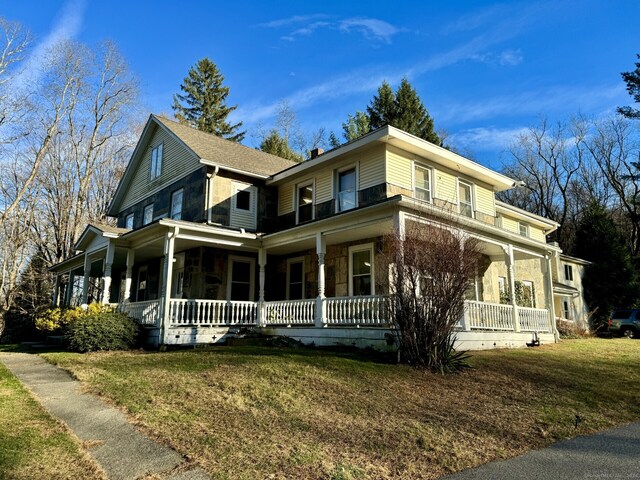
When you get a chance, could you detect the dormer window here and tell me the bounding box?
[458,181,473,218]
[519,222,529,237]
[150,144,163,180]
[414,165,432,202]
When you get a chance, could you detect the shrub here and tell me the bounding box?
[35,303,111,334]
[557,319,590,339]
[65,311,138,353]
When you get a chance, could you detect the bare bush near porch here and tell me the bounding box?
[383,219,481,372]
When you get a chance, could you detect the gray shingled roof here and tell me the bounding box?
[154,115,297,177]
[91,223,129,235]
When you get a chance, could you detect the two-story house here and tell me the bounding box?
[50,114,587,350]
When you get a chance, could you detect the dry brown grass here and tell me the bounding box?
[43,338,640,479]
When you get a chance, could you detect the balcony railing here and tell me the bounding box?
[326,295,389,326]
[118,300,161,326]
[265,299,315,326]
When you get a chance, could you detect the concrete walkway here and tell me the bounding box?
[446,421,640,479]
[1,352,210,480]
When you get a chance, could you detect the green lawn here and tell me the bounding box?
[41,339,640,480]
[0,350,104,480]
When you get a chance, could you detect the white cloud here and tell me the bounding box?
[448,126,530,151]
[259,14,402,44]
[497,49,523,66]
[338,18,400,44]
[12,0,85,90]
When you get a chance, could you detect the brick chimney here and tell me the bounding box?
[310,148,324,159]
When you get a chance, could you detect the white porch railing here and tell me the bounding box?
[265,299,315,325]
[463,300,514,331]
[518,306,551,332]
[326,295,389,326]
[118,300,161,326]
[168,299,257,326]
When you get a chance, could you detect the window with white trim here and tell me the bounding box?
[458,180,473,218]
[297,182,313,224]
[125,213,134,229]
[337,168,357,212]
[143,204,154,225]
[170,188,183,220]
[286,257,305,300]
[519,222,529,237]
[150,144,163,180]
[349,244,374,296]
[521,280,535,308]
[414,164,432,202]
[564,264,573,281]
[563,299,571,319]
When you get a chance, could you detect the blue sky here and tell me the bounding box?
[4,0,640,169]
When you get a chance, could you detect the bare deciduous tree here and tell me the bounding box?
[381,216,481,372]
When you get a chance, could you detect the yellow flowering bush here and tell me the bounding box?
[35,303,114,333]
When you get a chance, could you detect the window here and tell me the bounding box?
[227,256,255,301]
[458,181,473,218]
[297,182,314,223]
[143,204,154,225]
[150,144,163,180]
[236,190,250,211]
[519,222,529,237]
[170,189,183,220]
[230,182,257,230]
[136,266,148,302]
[521,280,535,308]
[414,165,432,202]
[563,299,571,320]
[564,264,573,281]
[338,168,357,212]
[287,258,305,300]
[349,244,374,296]
[125,213,134,229]
[498,277,506,294]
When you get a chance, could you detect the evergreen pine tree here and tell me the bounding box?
[394,78,440,144]
[172,58,245,142]
[367,81,396,130]
[259,130,304,162]
[618,54,640,119]
[573,202,640,330]
[328,131,341,149]
[342,111,370,142]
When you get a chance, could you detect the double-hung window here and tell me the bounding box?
[519,222,529,237]
[458,181,473,218]
[170,188,183,220]
[287,258,305,300]
[125,213,134,229]
[349,244,374,296]
[337,168,356,212]
[414,165,432,202]
[297,182,313,224]
[564,264,573,281]
[150,144,163,180]
[143,204,154,225]
[230,182,257,230]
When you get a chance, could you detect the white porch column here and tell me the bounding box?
[81,253,91,304]
[315,232,326,328]
[52,274,61,306]
[394,210,406,239]
[123,249,135,302]
[257,248,266,327]
[161,228,177,345]
[504,245,520,332]
[542,254,559,341]
[101,242,115,304]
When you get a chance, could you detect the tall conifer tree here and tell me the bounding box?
[172,58,245,142]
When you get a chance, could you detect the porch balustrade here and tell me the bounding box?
[264,299,315,326]
[119,297,552,333]
[169,299,257,326]
[118,299,161,326]
[325,295,388,326]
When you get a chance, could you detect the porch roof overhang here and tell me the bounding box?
[49,253,86,273]
[266,126,517,192]
[495,201,560,234]
[553,281,580,297]
[397,196,562,257]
